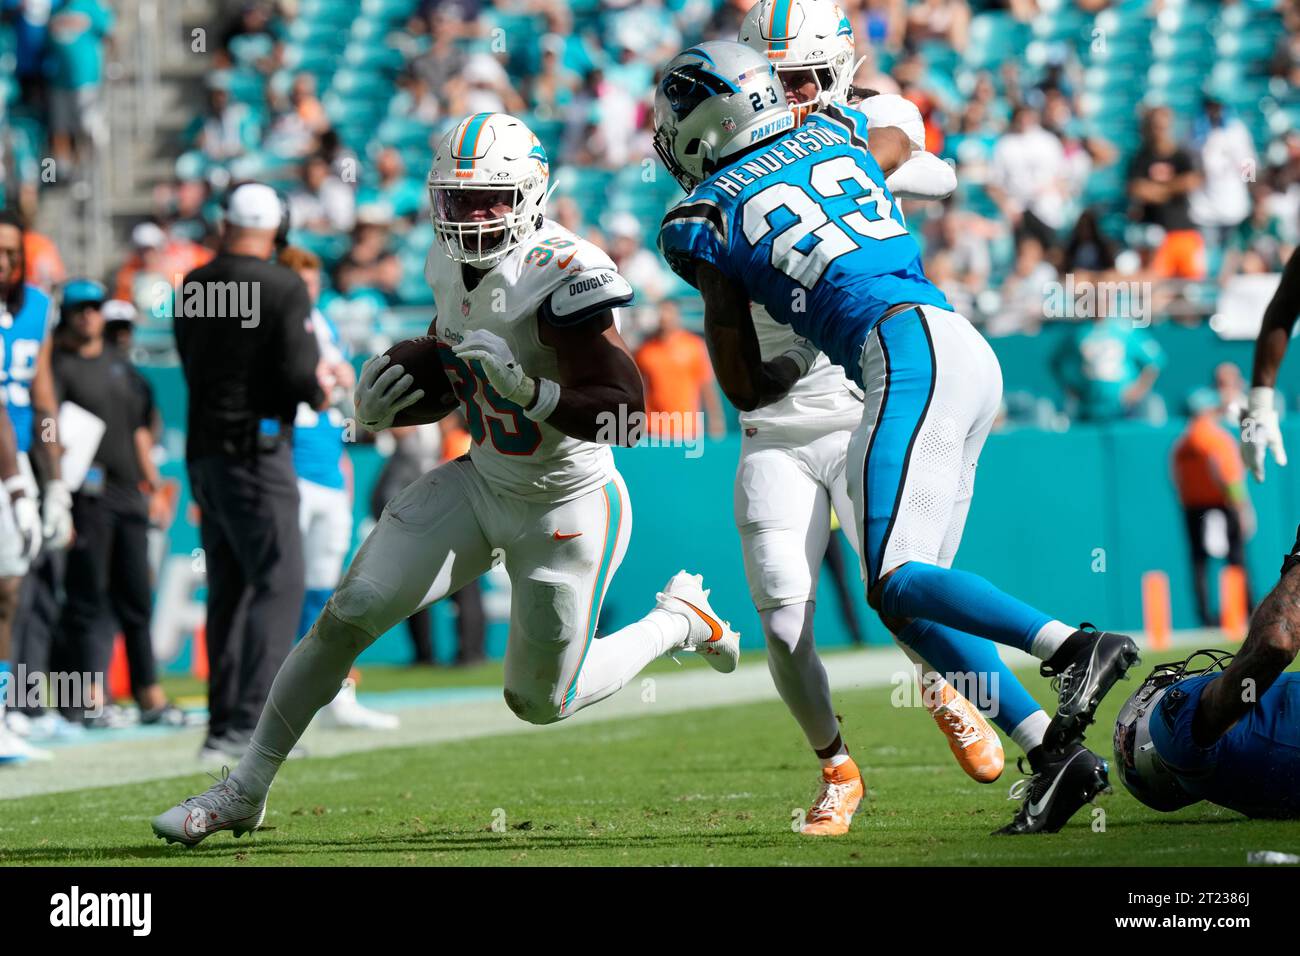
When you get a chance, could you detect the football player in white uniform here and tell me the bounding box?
[724,0,1001,835]
[152,113,740,846]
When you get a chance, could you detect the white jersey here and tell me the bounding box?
[425,219,634,503]
[739,305,863,437]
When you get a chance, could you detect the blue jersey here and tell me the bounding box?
[1150,671,1300,819]
[657,104,949,386]
[0,284,52,454]
[292,311,348,490]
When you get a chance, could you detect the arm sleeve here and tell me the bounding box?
[277,274,325,408]
[657,196,732,289]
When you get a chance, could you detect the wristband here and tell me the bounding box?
[523,377,561,422]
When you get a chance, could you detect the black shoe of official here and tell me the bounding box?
[993,744,1110,836]
[1041,624,1141,752]
[140,702,189,728]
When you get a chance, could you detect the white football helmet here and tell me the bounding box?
[738,0,856,124]
[653,42,795,192]
[428,112,549,267]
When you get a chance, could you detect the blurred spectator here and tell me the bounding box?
[905,0,970,52]
[1189,98,1257,239]
[263,73,329,159]
[988,105,1072,252]
[46,0,114,172]
[5,0,51,110]
[1218,183,1293,281]
[528,34,579,119]
[1212,361,1248,425]
[604,212,670,335]
[989,236,1056,337]
[22,222,67,293]
[1062,208,1119,279]
[1172,389,1255,627]
[1053,313,1166,423]
[634,300,726,440]
[1129,106,1205,280]
[356,148,424,223]
[113,221,214,315]
[289,155,357,234]
[188,77,261,163]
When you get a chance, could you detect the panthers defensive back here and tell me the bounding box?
[726,0,1004,837]
[1114,540,1300,820]
[654,42,1140,834]
[152,113,739,845]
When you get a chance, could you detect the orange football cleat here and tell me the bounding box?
[924,680,1004,783]
[800,758,865,836]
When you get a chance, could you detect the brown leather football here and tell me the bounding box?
[381,336,459,427]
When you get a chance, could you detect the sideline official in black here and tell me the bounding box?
[175,183,327,761]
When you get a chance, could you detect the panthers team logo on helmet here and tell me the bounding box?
[653,42,794,192]
[429,113,550,266]
[738,0,856,124]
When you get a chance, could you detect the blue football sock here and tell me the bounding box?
[298,588,334,642]
[881,562,1052,654]
[897,619,1041,737]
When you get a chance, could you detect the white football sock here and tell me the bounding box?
[1009,709,1050,755]
[561,608,687,715]
[1030,620,1076,661]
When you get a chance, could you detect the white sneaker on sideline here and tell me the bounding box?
[319,679,399,731]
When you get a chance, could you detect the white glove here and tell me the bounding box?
[354,354,425,432]
[856,93,926,150]
[453,329,536,406]
[1241,386,1287,482]
[885,151,957,201]
[3,476,41,563]
[41,478,73,550]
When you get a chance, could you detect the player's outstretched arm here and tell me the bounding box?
[696,262,806,413]
[1241,245,1300,479]
[866,125,914,179]
[1193,562,1300,747]
[538,311,645,444]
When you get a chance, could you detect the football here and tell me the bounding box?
[382,336,459,427]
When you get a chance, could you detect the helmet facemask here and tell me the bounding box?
[430,179,539,267]
[774,62,837,124]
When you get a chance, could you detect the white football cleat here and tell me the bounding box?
[0,723,52,764]
[151,768,267,847]
[319,679,400,731]
[656,570,740,673]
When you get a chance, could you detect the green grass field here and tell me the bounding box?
[1,649,1292,867]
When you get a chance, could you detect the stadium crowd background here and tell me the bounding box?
[3,0,1300,699]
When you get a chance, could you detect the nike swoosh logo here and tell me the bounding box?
[679,599,722,642]
[552,531,582,541]
[556,252,576,269]
[1027,750,1086,818]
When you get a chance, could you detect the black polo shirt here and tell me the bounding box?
[174,253,324,459]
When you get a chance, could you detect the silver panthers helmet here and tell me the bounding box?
[653,41,795,192]
[1113,650,1232,813]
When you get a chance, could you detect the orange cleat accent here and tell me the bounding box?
[924,680,1004,783]
[800,758,865,836]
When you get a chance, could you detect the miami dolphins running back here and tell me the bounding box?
[654,41,1140,834]
[727,0,1006,838]
[1114,540,1300,819]
[152,113,740,846]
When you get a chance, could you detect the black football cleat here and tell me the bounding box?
[994,744,1110,836]
[1042,624,1140,752]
